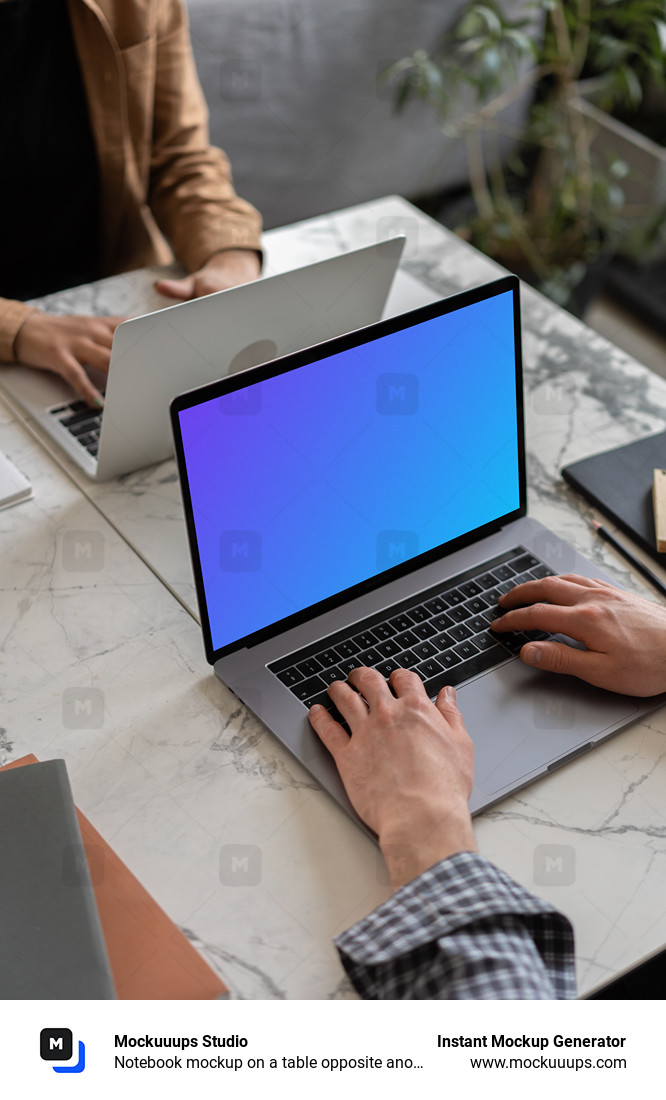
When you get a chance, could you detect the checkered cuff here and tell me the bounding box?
[335,851,575,999]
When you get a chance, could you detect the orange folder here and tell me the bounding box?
[1,755,227,999]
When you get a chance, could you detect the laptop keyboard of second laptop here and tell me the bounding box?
[49,400,103,457]
[269,546,554,716]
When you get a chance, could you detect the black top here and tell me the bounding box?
[0,0,101,300]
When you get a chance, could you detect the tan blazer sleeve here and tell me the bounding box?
[147,1,262,273]
[0,299,38,363]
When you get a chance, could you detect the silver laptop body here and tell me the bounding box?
[171,275,664,833]
[0,238,407,480]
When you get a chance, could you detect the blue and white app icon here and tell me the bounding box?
[40,1028,86,1073]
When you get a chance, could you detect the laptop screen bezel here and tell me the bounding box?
[171,274,526,665]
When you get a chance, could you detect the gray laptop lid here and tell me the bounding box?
[96,238,406,479]
[0,238,405,480]
[0,760,115,998]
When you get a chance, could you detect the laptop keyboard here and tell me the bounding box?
[49,400,103,457]
[268,546,554,720]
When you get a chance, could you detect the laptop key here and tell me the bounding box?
[467,615,489,634]
[69,419,101,438]
[452,640,480,661]
[432,633,455,652]
[438,650,462,669]
[306,691,331,710]
[431,611,454,631]
[394,629,419,649]
[372,622,397,640]
[447,623,472,642]
[296,656,323,677]
[319,666,346,686]
[459,580,482,598]
[512,571,534,586]
[424,595,448,615]
[318,648,341,668]
[357,646,383,666]
[407,604,431,622]
[464,596,488,615]
[277,666,303,687]
[376,639,401,659]
[335,639,360,659]
[413,640,438,660]
[497,632,529,654]
[530,564,554,579]
[412,620,437,640]
[338,657,364,676]
[376,658,400,677]
[415,657,443,681]
[512,553,540,572]
[443,588,465,605]
[292,675,328,701]
[476,572,499,590]
[473,633,501,653]
[388,613,414,632]
[395,650,420,669]
[448,604,472,623]
[492,564,514,581]
[482,587,501,606]
[496,580,515,595]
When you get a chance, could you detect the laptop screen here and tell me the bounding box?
[173,277,524,659]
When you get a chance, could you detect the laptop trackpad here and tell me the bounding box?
[459,659,638,808]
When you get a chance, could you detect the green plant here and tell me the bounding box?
[382,0,666,306]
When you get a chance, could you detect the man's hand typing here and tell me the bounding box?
[309,667,476,890]
[491,573,666,696]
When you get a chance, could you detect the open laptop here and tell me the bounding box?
[0,237,420,480]
[171,275,663,829]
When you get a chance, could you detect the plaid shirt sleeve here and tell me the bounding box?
[335,851,575,999]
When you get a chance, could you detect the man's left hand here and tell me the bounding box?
[155,249,261,300]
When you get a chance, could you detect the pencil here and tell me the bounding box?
[591,520,666,601]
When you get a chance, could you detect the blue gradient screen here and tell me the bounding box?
[178,290,520,653]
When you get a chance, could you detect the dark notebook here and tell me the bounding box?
[562,431,666,566]
[0,759,115,998]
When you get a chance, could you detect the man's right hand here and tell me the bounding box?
[309,668,476,890]
[492,573,666,697]
[14,312,126,407]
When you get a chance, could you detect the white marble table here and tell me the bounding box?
[2,196,666,998]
